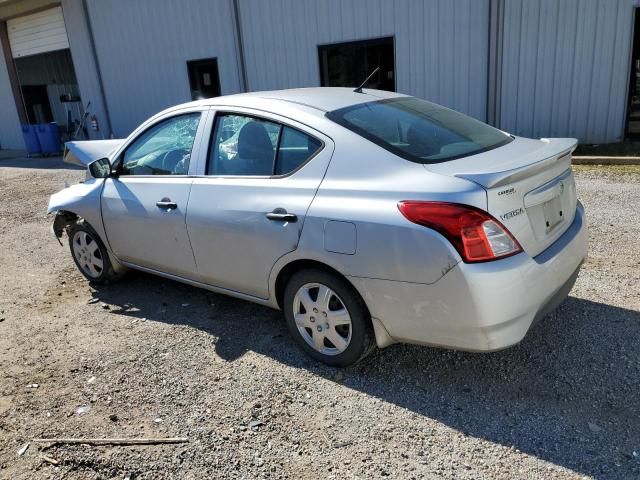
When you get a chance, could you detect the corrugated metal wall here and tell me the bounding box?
[61,0,110,140]
[85,0,244,137]
[1,0,637,149]
[238,0,490,121]
[0,35,24,149]
[498,0,634,143]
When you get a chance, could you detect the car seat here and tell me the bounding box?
[236,121,274,175]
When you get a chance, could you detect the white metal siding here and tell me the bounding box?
[498,0,634,143]
[85,0,243,136]
[4,0,632,150]
[0,43,24,149]
[61,0,111,139]
[7,6,69,58]
[238,0,490,120]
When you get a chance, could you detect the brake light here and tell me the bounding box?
[397,201,522,263]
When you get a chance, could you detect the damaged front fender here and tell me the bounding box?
[47,179,127,274]
[47,178,108,247]
[47,179,103,215]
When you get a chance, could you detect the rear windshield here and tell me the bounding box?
[326,97,512,163]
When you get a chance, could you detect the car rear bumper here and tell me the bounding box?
[350,202,588,351]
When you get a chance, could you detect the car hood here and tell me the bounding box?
[64,139,124,167]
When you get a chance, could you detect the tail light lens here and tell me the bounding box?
[397,201,522,263]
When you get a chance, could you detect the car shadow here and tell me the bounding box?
[90,270,639,479]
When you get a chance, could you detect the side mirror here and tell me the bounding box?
[88,157,112,178]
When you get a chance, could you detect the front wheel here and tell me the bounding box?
[68,222,123,284]
[283,269,375,367]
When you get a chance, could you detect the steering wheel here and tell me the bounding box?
[160,149,189,174]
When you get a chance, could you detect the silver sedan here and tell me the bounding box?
[48,88,588,366]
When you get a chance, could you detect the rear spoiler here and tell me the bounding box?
[453,138,577,189]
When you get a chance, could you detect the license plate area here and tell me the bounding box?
[542,195,564,233]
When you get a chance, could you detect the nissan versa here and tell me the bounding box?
[48,88,588,366]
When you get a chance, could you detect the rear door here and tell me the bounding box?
[427,137,578,257]
[101,109,207,276]
[186,109,333,298]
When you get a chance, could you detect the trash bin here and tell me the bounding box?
[21,125,41,155]
[35,123,61,154]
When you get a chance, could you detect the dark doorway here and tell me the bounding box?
[187,58,221,100]
[14,48,85,138]
[21,84,53,124]
[318,36,395,91]
[627,9,640,138]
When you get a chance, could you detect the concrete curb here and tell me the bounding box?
[0,150,27,160]
[572,156,640,165]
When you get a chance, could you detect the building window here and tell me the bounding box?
[187,58,221,101]
[318,37,395,91]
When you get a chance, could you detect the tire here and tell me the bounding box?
[283,269,375,367]
[68,221,124,285]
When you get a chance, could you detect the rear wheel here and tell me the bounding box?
[283,269,375,367]
[68,222,123,284]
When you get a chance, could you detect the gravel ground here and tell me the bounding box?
[0,157,638,480]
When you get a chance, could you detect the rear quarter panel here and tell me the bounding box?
[270,131,488,287]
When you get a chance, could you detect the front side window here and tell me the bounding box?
[208,114,322,176]
[120,113,201,175]
[326,97,512,163]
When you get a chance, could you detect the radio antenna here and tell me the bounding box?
[353,66,380,93]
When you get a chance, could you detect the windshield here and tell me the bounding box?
[326,97,512,163]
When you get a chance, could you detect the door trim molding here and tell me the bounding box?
[120,260,276,307]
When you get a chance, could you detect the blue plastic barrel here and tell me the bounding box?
[35,123,61,154]
[21,125,41,154]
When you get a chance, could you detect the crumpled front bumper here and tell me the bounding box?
[51,211,72,240]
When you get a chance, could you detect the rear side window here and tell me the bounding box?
[276,127,322,175]
[208,114,322,176]
[326,97,512,163]
[209,115,279,176]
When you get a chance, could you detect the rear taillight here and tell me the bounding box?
[397,201,522,263]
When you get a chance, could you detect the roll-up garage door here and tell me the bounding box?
[7,6,69,58]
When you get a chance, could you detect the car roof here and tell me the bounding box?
[183,87,408,115]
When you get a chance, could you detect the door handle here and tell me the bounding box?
[156,198,178,210]
[266,208,297,223]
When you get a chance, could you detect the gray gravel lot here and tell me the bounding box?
[0,157,638,479]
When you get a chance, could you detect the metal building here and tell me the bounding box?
[0,0,636,151]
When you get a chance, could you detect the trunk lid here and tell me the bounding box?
[425,137,578,257]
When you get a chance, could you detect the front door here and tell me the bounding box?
[186,112,333,298]
[101,111,205,277]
